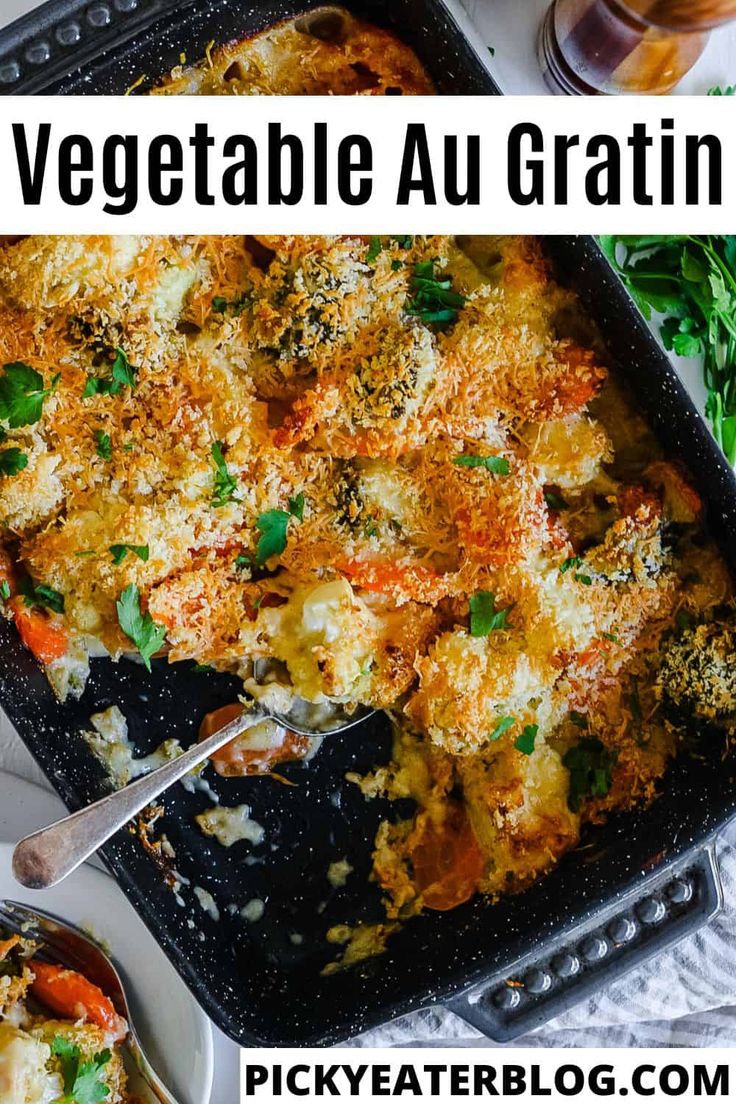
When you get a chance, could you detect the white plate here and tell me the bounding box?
[0,771,214,1104]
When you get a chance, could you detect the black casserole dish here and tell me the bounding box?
[0,0,735,1047]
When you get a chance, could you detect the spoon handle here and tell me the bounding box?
[12,709,266,890]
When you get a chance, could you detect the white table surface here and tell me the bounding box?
[1,0,735,1086]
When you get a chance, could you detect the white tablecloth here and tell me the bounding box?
[2,0,736,1080]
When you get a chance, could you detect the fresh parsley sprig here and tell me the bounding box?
[453,453,510,475]
[211,441,239,507]
[599,235,736,465]
[469,590,512,636]
[21,576,64,614]
[406,260,466,327]
[83,347,137,398]
[254,497,304,568]
[0,447,28,476]
[515,723,538,755]
[490,715,515,741]
[0,361,56,427]
[95,430,112,460]
[116,583,166,671]
[109,543,149,565]
[562,737,617,812]
[51,1034,112,1104]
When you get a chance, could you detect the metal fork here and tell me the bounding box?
[0,898,178,1104]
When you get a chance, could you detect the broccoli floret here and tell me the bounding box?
[657,621,736,726]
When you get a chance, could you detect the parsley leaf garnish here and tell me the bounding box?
[51,1035,112,1104]
[366,237,382,264]
[116,583,166,671]
[562,738,617,812]
[544,489,568,510]
[469,590,512,636]
[490,715,515,741]
[288,492,305,521]
[211,441,239,507]
[515,723,538,755]
[406,260,466,327]
[453,453,510,475]
[0,447,28,476]
[95,430,112,460]
[0,362,54,427]
[21,576,64,614]
[560,556,582,574]
[599,235,736,465]
[83,347,137,398]
[211,292,250,315]
[109,543,149,565]
[255,509,291,567]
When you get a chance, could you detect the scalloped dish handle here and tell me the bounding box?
[447,846,723,1042]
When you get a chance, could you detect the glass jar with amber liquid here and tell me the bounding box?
[540,0,736,94]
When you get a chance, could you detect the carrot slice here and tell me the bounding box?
[199,703,310,777]
[31,962,127,1041]
[408,803,484,911]
[12,606,68,664]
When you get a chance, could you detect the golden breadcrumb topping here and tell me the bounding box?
[0,233,732,926]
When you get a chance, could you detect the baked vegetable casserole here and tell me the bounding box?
[0,232,734,930]
[0,929,132,1103]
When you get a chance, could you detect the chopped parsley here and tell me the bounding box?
[109,543,149,565]
[0,579,10,601]
[288,492,305,521]
[560,556,582,574]
[95,430,112,460]
[406,260,466,327]
[544,489,568,510]
[366,237,382,264]
[602,631,620,643]
[211,441,239,507]
[21,577,64,614]
[575,572,593,585]
[490,715,515,741]
[469,590,512,636]
[211,292,250,315]
[255,509,291,567]
[562,738,617,812]
[83,347,137,398]
[116,583,166,671]
[0,361,54,427]
[515,723,538,755]
[51,1034,112,1104]
[453,453,510,475]
[234,553,251,571]
[0,447,28,476]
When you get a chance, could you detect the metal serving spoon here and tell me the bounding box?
[0,898,178,1104]
[12,687,373,891]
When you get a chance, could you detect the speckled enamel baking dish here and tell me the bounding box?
[1,0,736,1047]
